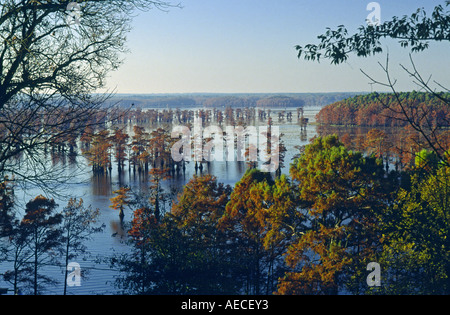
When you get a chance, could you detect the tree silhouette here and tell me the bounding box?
[20,195,62,295]
[61,198,105,295]
[0,176,14,237]
[0,0,179,192]
[296,2,450,165]
[296,2,450,64]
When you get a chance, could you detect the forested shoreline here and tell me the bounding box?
[104,92,362,109]
[316,92,450,127]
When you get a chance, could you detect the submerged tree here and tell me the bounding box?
[110,187,131,221]
[110,128,130,171]
[130,126,149,173]
[84,130,112,174]
[149,128,173,171]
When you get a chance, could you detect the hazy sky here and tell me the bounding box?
[101,0,449,94]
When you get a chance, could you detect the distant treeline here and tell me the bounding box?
[104,92,362,109]
[316,92,450,127]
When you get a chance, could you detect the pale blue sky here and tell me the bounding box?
[102,0,449,94]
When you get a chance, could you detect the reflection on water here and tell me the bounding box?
[0,107,321,295]
[110,220,127,240]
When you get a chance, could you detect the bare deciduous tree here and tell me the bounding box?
[0,0,179,192]
[295,1,450,165]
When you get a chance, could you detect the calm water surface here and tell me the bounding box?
[0,107,321,295]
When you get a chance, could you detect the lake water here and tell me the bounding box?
[0,107,321,295]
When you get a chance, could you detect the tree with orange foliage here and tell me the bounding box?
[219,169,285,295]
[365,128,392,171]
[128,207,157,245]
[149,128,173,171]
[120,168,171,293]
[168,175,236,294]
[80,125,95,150]
[84,130,112,174]
[365,129,385,157]
[278,135,393,295]
[340,133,352,151]
[110,128,129,171]
[20,195,63,295]
[172,175,231,245]
[115,175,237,294]
[252,174,301,294]
[1,194,62,295]
[123,205,157,295]
[220,168,302,294]
[398,125,426,169]
[130,126,149,173]
[110,187,131,221]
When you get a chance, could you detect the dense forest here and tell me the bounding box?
[104,92,362,109]
[110,130,449,295]
[316,92,450,127]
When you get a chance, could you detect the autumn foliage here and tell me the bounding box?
[116,131,449,295]
[110,187,131,220]
[316,92,450,128]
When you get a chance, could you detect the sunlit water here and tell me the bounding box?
[0,107,321,295]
